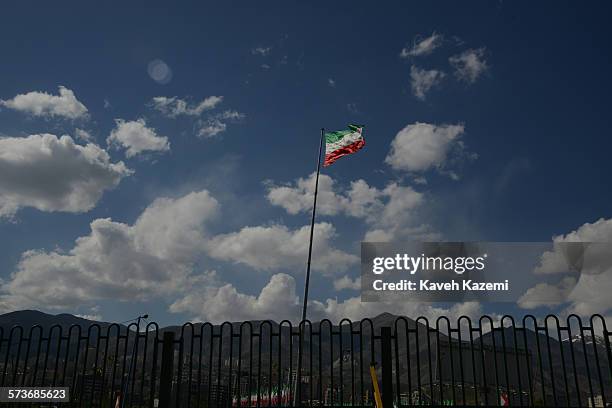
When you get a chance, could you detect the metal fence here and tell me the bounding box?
[0,314,611,407]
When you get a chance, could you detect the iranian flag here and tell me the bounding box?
[323,124,365,166]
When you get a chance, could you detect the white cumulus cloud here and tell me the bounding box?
[0,191,219,311]
[74,128,94,142]
[107,119,170,157]
[363,183,437,242]
[400,32,443,58]
[150,96,223,117]
[449,48,489,84]
[267,174,383,218]
[196,110,245,138]
[206,222,358,275]
[410,65,445,100]
[0,134,132,218]
[518,218,612,317]
[0,86,88,120]
[385,122,467,173]
[333,275,361,291]
[267,173,438,242]
[197,119,226,138]
[517,277,577,309]
[170,273,300,323]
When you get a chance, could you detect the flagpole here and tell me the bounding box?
[301,127,324,321]
[294,128,323,407]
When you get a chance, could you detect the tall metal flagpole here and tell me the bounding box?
[301,127,324,321]
[295,128,324,407]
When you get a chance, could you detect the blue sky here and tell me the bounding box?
[1,1,612,326]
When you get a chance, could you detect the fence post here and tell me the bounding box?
[380,327,393,408]
[159,331,175,407]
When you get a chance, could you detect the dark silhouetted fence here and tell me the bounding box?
[1,314,611,407]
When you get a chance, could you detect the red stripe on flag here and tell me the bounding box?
[323,139,365,167]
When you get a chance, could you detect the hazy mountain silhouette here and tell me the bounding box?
[0,310,117,334]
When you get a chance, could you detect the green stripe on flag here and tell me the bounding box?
[325,129,352,144]
[324,124,364,143]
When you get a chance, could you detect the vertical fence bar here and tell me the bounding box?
[159,331,175,408]
[149,330,159,408]
[380,327,393,408]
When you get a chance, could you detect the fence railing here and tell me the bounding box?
[0,314,611,407]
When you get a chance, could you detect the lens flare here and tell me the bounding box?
[147,59,172,84]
